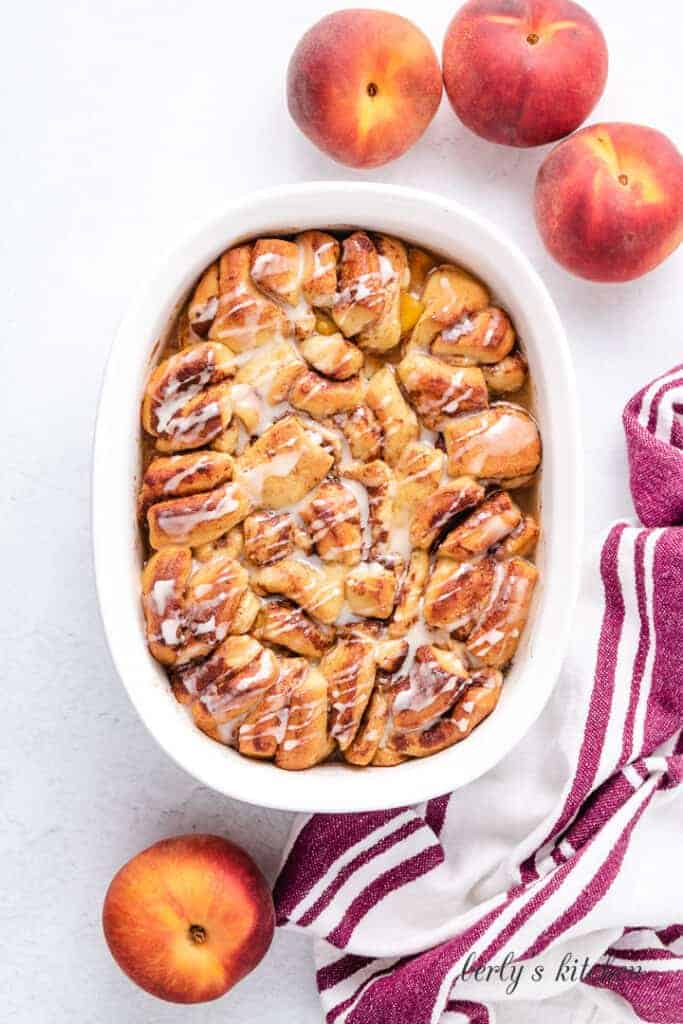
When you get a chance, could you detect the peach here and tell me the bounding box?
[442,0,608,147]
[287,10,442,168]
[535,122,683,282]
[102,834,274,1003]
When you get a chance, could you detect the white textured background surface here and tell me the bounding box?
[1,1,681,1021]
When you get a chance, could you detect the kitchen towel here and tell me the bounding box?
[274,363,683,1024]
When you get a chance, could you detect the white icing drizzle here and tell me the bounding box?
[156,488,239,538]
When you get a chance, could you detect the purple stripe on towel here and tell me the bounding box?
[520,523,627,882]
[298,817,426,927]
[274,809,406,923]
[327,843,443,947]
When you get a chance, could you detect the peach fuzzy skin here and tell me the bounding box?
[102,834,274,1004]
[442,0,607,147]
[287,9,442,169]
[535,123,683,282]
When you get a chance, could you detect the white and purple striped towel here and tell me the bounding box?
[275,364,683,1024]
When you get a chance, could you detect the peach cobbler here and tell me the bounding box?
[138,230,541,769]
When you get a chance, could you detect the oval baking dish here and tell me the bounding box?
[93,182,582,812]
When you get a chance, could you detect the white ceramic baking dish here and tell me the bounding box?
[93,182,582,813]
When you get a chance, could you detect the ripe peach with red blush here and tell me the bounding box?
[442,0,608,147]
[535,122,683,282]
[287,10,442,168]
[102,834,274,1003]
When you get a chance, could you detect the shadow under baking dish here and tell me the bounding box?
[93,182,583,813]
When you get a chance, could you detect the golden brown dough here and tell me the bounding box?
[431,307,515,365]
[409,477,484,550]
[336,406,383,462]
[389,550,430,638]
[235,415,334,508]
[147,480,250,549]
[332,231,385,337]
[321,639,376,751]
[357,234,408,354]
[300,332,364,380]
[365,366,419,465]
[298,230,339,308]
[483,351,528,394]
[345,562,398,619]
[252,558,345,625]
[276,665,333,770]
[397,352,488,430]
[443,404,541,487]
[423,556,498,633]
[466,557,538,667]
[438,491,522,560]
[409,265,490,351]
[208,245,290,351]
[141,343,236,452]
[299,481,363,566]
[138,451,234,518]
[253,600,336,659]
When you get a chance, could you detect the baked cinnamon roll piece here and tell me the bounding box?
[299,331,364,380]
[394,442,445,517]
[299,481,363,566]
[249,238,315,338]
[141,343,236,452]
[253,600,335,658]
[321,638,376,751]
[494,514,539,560]
[431,307,515,365]
[342,459,396,555]
[252,558,345,625]
[230,338,305,430]
[365,366,419,465]
[194,527,244,563]
[466,557,538,667]
[483,351,529,395]
[297,230,339,309]
[174,635,279,742]
[344,562,399,619]
[397,352,488,429]
[335,621,409,674]
[423,556,499,633]
[238,659,301,760]
[438,491,522,561]
[289,370,365,418]
[243,510,298,566]
[206,245,290,351]
[443,404,541,487]
[390,645,469,732]
[235,415,334,508]
[187,262,219,337]
[406,246,437,298]
[276,664,333,770]
[141,546,191,666]
[357,234,408,354]
[147,480,250,549]
[389,668,503,757]
[389,550,430,638]
[141,548,255,666]
[409,477,485,550]
[336,406,383,462]
[343,686,391,766]
[409,265,490,351]
[138,451,234,518]
[332,231,386,337]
